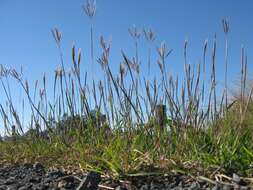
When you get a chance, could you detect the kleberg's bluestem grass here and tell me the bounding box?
[143,28,156,75]
[0,2,253,182]
[83,0,96,77]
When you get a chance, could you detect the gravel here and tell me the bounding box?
[0,163,251,190]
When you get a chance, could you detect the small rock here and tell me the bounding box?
[178,181,183,187]
[114,186,120,190]
[240,186,250,190]
[28,177,40,183]
[0,185,6,190]
[33,162,44,171]
[33,184,49,190]
[18,184,32,190]
[76,171,101,190]
[232,173,241,184]
[58,180,68,188]
[60,175,75,183]
[7,184,20,190]
[222,184,232,190]
[5,177,16,185]
[140,184,149,190]
[46,170,64,178]
[22,163,33,169]
[189,182,200,190]
[232,173,248,186]
[150,181,159,190]
[212,184,221,190]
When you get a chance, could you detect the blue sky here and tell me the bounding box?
[0,0,252,133]
[0,0,252,78]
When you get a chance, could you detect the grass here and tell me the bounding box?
[0,2,253,182]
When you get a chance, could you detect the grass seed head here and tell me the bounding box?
[11,69,22,80]
[55,66,64,77]
[52,28,62,44]
[119,63,127,77]
[78,48,82,67]
[222,19,230,34]
[157,42,172,60]
[83,0,96,19]
[0,65,10,78]
[143,28,156,42]
[204,39,208,53]
[128,25,141,40]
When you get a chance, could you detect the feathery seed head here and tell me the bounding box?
[100,36,111,52]
[98,52,109,70]
[119,63,127,77]
[55,66,64,77]
[72,44,76,64]
[128,25,141,40]
[121,52,140,74]
[157,42,172,59]
[11,69,22,80]
[143,28,156,42]
[204,39,208,53]
[131,61,140,74]
[184,39,188,51]
[83,0,96,19]
[0,65,10,78]
[52,28,62,44]
[222,19,230,34]
[98,36,111,70]
[40,89,45,98]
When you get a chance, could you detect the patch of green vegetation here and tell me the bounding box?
[1,106,253,179]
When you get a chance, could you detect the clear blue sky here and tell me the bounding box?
[0,0,253,133]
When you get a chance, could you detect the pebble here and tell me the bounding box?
[232,173,241,184]
[33,162,44,171]
[0,163,251,190]
[140,184,149,190]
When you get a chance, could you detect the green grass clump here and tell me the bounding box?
[1,106,253,179]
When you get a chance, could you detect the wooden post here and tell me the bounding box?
[11,125,16,141]
[99,114,107,127]
[155,104,166,130]
[11,125,15,136]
